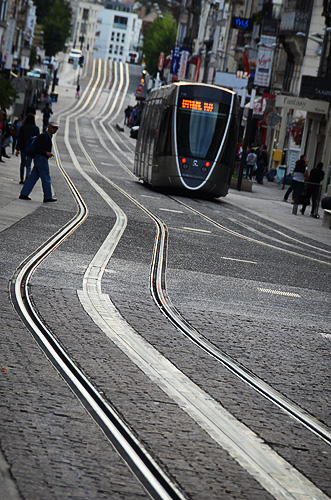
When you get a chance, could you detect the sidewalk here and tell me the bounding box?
[1,152,330,246]
[226,180,330,247]
[0,64,330,246]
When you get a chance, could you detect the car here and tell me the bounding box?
[26,69,42,78]
[68,48,82,63]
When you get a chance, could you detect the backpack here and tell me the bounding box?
[25,135,39,157]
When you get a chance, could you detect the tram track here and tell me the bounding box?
[80,65,331,447]
[69,60,331,448]
[71,62,331,498]
[9,59,330,500]
[9,60,186,500]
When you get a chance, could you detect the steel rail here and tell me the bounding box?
[80,66,331,446]
[85,113,331,446]
[10,60,185,500]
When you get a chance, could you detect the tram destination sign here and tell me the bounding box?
[180,99,214,112]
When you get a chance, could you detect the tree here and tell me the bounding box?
[143,15,177,76]
[34,0,72,55]
[0,78,18,110]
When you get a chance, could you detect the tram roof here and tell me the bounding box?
[147,81,236,100]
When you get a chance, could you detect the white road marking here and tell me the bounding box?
[159,208,183,213]
[258,288,301,297]
[182,227,212,233]
[77,184,327,500]
[221,257,257,264]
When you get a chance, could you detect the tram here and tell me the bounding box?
[134,82,239,198]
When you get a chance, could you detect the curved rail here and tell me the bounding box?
[9,60,186,500]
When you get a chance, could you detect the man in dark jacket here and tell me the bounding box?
[300,162,325,217]
[19,120,59,202]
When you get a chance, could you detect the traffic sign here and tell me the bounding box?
[266,112,281,128]
[136,83,144,95]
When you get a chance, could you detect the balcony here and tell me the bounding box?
[279,11,310,35]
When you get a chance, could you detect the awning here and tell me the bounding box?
[188,54,200,65]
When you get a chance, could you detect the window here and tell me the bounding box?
[122,33,125,42]
[0,0,8,21]
[177,101,229,159]
[82,8,89,20]
[156,105,173,156]
[111,31,115,41]
[114,15,128,29]
[109,44,113,53]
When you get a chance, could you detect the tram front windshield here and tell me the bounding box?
[177,98,230,159]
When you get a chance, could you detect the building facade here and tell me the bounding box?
[94,0,142,63]
[70,0,104,55]
[0,0,36,71]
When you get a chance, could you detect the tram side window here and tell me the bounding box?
[148,102,162,154]
[221,114,238,166]
[155,106,173,156]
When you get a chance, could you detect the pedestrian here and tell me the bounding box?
[10,114,23,154]
[255,144,268,184]
[290,155,308,204]
[300,162,325,218]
[246,146,257,180]
[0,110,11,160]
[129,105,139,127]
[42,102,53,132]
[283,155,307,203]
[76,83,80,98]
[124,105,131,125]
[15,113,40,184]
[19,120,59,203]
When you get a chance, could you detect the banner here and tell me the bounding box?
[254,20,278,87]
[254,43,274,87]
[170,46,190,77]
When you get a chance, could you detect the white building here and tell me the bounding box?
[70,0,104,55]
[94,0,142,63]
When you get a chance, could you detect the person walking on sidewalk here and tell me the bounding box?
[290,156,308,204]
[300,162,325,218]
[19,120,59,203]
[15,113,40,184]
[246,146,257,180]
[42,102,53,132]
[283,155,308,203]
[255,144,268,184]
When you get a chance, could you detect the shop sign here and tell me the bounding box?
[300,75,331,103]
[276,95,329,114]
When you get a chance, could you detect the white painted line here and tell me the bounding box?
[159,208,183,214]
[182,227,212,234]
[141,195,161,199]
[258,288,301,297]
[77,190,327,500]
[101,162,111,165]
[221,257,257,264]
